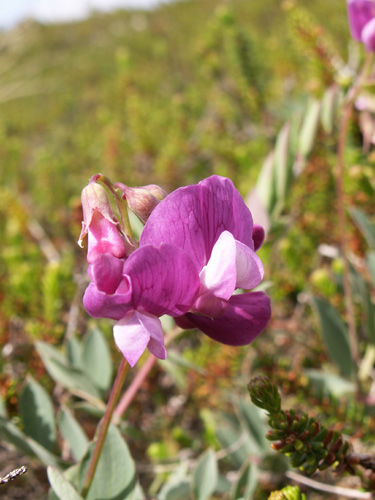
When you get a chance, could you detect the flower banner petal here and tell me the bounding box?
[140,175,255,270]
[182,291,271,346]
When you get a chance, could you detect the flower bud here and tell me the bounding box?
[248,376,281,415]
[115,183,167,224]
[78,182,127,263]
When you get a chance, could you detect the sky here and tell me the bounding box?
[0,0,168,29]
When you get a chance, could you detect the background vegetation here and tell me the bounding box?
[0,0,374,498]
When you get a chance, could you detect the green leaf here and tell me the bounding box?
[158,471,191,500]
[313,297,353,378]
[191,449,218,500]
[256,151,276,214]
[0,395,8,418]
[47,466,84,500]
[19,377,57,451]
[58,408,89,461]
[216,426,252,468]
[304,369,355,397]
[36,342,101,400]
[368,251,375,287]
[298,98,321,158]
[231,460,258,500]
[349,207,375,249]
[82,329,112,392]
[0,417,64,468]
[273,123,292,206]
[237,400,269,454]
[77,425,136,500]
[67,338,83,369]
[320,85,337,134]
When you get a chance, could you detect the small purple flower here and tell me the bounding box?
[347,0,375,51]
[140,175,271,346]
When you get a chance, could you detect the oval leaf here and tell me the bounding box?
[19,377,57,451]
[82,329,112,392]
[191,449,218,500]
[237,401,269,454]
[274,122,292,204]
[67,338,83,369]
[313,297,353,378]
[47,466,84,500]
[58,408,89,461]
[231,460,258,500]
[77,424,136,500]
[349,207,375,249]
[298,99,321,158]
[36,342,101,400]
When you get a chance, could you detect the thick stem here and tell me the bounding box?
[336,53,374,385]
[81,358,129,498]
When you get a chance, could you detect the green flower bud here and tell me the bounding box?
[248,376,281,415]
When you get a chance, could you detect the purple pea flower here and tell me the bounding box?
[140,175,271,346]
[347,0,375,52]
[80,181,200,367]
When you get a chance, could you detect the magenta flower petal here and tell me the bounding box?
[124,243,200,317]
[114,311,165,367]
[140,175,255,270]
[347,0,375,41]
[88,253,124,294]
[147,323,168,359]
[362,17,375,51]
[83,280,132,320]
[181,291,271,346]
[252,224,265,251]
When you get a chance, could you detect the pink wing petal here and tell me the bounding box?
[83,280,132,320]
[199,231,237,301]
[235,239,264,290]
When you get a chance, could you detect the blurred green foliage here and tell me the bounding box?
[1,0,375,498]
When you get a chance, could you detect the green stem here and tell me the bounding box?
[81,358,129,498]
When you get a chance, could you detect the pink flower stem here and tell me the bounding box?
[113,327,181,425]
[336,53,374,391]
[81,357,129,498]
[112,353,157,425]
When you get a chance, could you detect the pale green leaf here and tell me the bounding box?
[19,377,57,451]
[47,466,84,500]
[313,297,353,378]
[192,449,218,500]
[82,329,112,392]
